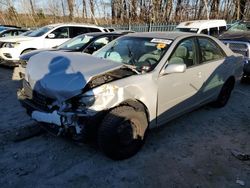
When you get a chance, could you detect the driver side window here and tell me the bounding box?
[48,27,69,39]
[168,38,197,68]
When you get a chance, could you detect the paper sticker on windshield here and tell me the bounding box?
[151,38,172,44]
[157,43,166,49]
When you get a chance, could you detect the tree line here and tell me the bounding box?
[0,0,249,27]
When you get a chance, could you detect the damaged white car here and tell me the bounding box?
[18,32,243,160]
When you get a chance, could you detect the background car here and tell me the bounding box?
[18,32,126,78]
[176,20,227,37]
[0,23,107,66]
[0,28,28,37]
[18,32,243,160]
[219,20,250,82]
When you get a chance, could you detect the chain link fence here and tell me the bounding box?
[102,21,235,32]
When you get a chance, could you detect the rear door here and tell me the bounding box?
[157,37,204,125]
[69,27,102,38]
[196,37,228,102]
[69,27,89,38]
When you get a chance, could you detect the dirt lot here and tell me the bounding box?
[0,66,250,188]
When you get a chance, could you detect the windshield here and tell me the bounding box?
[58,34,93,50]
[20,30,34,36]
[228,21,250,31]
[27,26,54,37]
[93,36,171,72]
[176,28,198,33]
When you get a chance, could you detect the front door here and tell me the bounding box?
[44,27,70,48]
[157,37,204,125]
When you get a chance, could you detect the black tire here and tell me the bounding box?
[212,79,234,108]
[98,106,148,160]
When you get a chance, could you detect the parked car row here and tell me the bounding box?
[219,20,250,82]
[18,32,129,78]
[0,21,247,160]
[0,23,109,66]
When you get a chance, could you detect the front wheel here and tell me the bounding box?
[98,106,148,160]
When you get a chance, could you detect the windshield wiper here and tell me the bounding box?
[122,64,140,74]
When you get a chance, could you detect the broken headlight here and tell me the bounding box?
[77,84,119,111]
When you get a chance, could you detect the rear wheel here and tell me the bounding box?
[212,79,234,108]
[98,106,148,160]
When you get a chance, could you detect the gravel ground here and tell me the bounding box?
[0,66,250,188]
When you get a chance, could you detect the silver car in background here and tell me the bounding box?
[18,32,243,160]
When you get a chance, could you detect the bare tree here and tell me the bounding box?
[82,0,87,18]
[29,0,35,15]
[67,0,74,21]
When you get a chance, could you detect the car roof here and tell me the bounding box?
[125,31,198,40]
[46,23,105,29]
[75,32,124,37]
[177,19,227,29]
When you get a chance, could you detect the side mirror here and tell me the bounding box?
[162,63,186,75]
[47,33,55,39]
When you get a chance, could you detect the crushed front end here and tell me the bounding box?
[17,79,106,141]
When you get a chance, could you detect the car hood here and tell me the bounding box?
[20,48,75,61]
[25,51,123,102]
[219,31,250,42]
[0,36,34,43]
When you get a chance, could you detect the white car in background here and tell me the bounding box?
[176,20,227,37]
[0,23,106,66]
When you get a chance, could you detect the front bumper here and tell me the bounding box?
[17,88,103,140]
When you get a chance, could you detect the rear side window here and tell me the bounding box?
[198,37,225,63]
[219,26,226,34]
[108,28,115,32]
[200,29,208,34]
[209,27,219,37]
[69,27,102,38]
[88,28,102,32]
[69,27,89,38]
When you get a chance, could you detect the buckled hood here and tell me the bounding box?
[25,51,122,102]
